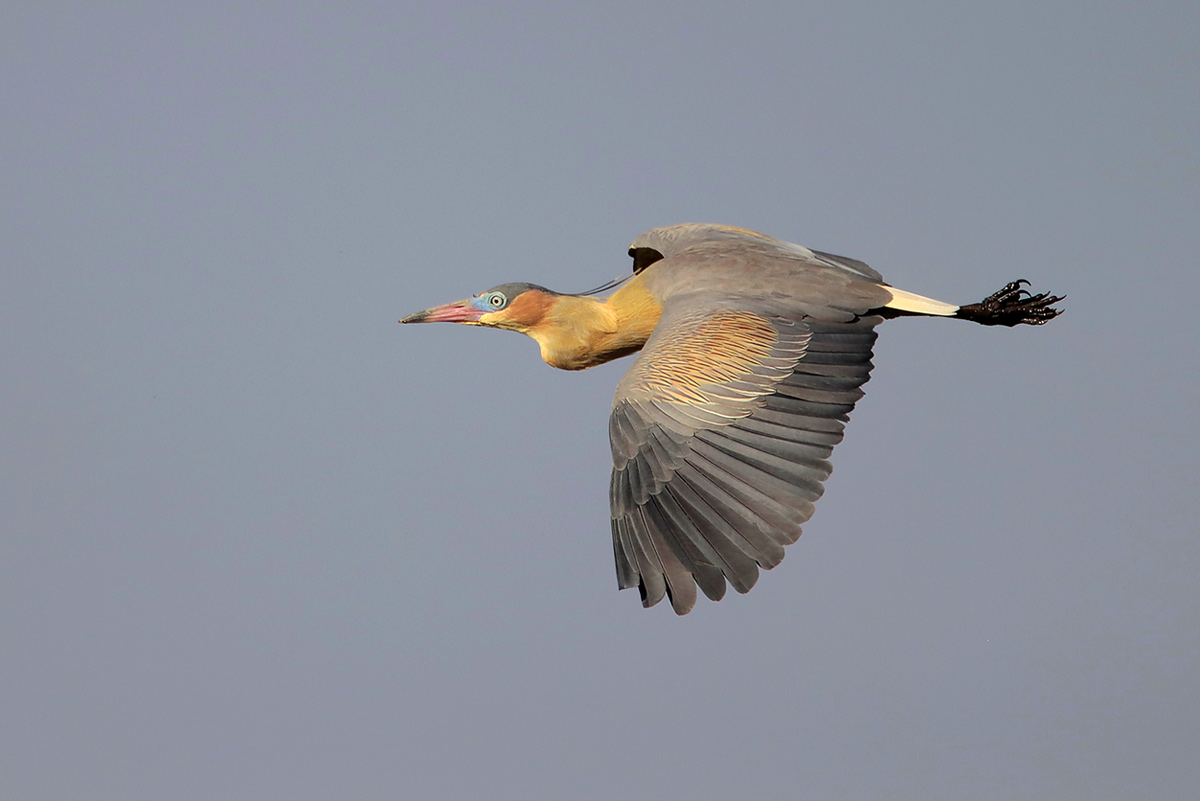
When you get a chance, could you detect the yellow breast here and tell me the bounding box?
[531,276,664,371]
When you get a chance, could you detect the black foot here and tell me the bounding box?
[956,280,1065,326]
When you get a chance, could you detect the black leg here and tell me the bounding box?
[956,280,1065,326]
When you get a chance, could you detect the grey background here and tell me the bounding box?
[3,2,1197,799]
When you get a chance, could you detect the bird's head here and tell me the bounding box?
[400,282,559,334]
[402,274,647,370]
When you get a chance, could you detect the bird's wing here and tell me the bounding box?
[609,296,880,614]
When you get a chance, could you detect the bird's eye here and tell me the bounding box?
[486,292,507,309]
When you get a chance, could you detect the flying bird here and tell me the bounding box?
[401,224,1063,614]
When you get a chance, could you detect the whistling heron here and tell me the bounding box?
[402,224,1063,614]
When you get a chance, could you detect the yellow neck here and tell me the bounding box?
[529,277,663,370]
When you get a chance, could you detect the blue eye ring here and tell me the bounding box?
[484,291,508,309]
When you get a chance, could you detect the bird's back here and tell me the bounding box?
[631,225,892,322]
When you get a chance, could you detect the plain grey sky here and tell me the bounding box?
[2,2,1197,799]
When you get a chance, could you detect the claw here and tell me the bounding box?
[956,281,1065,327]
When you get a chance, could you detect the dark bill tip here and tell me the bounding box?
[399,310,431,324]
